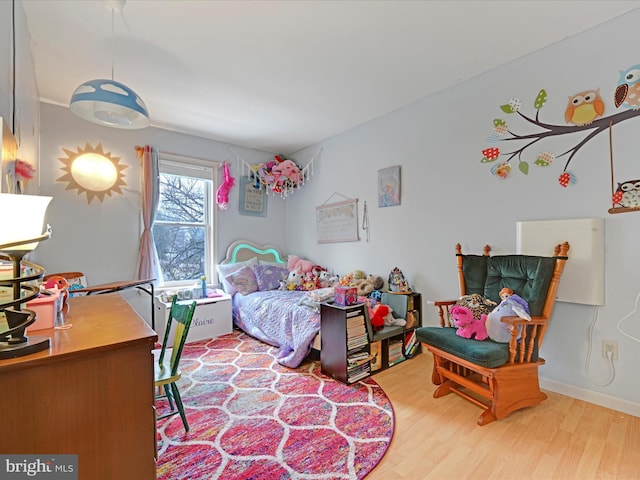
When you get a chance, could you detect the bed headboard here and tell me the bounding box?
[221,240,287,265]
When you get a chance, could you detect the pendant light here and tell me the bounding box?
[70,0,149,129]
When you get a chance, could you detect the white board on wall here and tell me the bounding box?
[516,218,604,306]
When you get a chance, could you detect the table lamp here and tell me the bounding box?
[0,193,53,359]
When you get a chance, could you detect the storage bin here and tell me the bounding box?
[153,291,232,346]
[25,289,61,331]
[334,286,357,306]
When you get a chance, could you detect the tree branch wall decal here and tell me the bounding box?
[481,64,640,214]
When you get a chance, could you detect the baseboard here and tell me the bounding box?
[540,377,640,418]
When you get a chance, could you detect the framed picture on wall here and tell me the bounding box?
[316,198,359,243]
[377,165,401,207]
[239,175,267,217]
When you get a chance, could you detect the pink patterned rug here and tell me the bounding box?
[156,330,394,479]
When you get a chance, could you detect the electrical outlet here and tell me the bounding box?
[602,340,619,361]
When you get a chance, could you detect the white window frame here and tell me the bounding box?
[156,152,219,288]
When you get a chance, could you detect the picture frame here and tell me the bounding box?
[316,198,359,243]
[377,165,401,207]
[239,175,267,217]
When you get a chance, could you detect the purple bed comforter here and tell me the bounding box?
[232,290,320,368]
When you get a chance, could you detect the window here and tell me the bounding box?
[153,154,218,286]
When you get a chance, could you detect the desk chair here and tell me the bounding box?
[155,297,197,432]
[416,242,569,426]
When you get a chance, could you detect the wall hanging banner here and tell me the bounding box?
[316,197,359,244]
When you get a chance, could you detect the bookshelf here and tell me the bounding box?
[320,292,422,382]
[369,292,422,374]
[320,303,371,384]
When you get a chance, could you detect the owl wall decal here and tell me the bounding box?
[564,89,605,125]
[612,179,640,208]
[614,64,640,109]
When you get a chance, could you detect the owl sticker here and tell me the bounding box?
[614,64,640,109]
[565,89,605,125]
[612,179,640,208]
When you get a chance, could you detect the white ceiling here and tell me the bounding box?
[21,0,640,154]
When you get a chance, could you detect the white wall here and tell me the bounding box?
[287,10,640,413]
[1,0,40,191]
[35,103,287,285]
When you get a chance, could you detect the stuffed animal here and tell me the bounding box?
[287,255,316,275]
[303,271,320,291]
[325,272,340,287]
[456,293,496,320]
[339,272,354,287]
[215,160,235,210]
[486,288,531,343]
[370,303,390,331]
[44,275,70,304]
[450,304,489,340]
[382,306,406,327]
[354,274,384,296]
[280,270,303,290]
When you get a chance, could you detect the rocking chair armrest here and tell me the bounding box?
[505,315,548,364]
[426,299,457,307]
[427,299,457,327]
[500,315,547,326]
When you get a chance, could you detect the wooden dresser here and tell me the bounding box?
[0,293,158,479]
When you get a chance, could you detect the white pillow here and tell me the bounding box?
[216,257,258,294]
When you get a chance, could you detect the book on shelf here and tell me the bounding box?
[369,341,382,371]
[404,330,417,352]
[406,342,419,357]
[348,369,370,383]
[347,361,370,382]
[347,352,371,366]
[405,309,419,329]
[388,339,405,366]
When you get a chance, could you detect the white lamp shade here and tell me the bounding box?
[0,194,52,251]
[70,78,150,129]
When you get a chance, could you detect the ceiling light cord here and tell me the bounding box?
[11,0,16,134]
[110,7,115,81]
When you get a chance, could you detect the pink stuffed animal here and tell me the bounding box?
[287,255,316,274]
[216,161,235,210]
[450,305,489,341]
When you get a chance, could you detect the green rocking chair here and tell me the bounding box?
[416,242,569,426]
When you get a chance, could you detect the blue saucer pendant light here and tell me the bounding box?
[70,0,149,129]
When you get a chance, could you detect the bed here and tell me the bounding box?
[217,240,327,368]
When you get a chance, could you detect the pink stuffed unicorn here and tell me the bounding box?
[450,304,489,340]
[216,161,235,210]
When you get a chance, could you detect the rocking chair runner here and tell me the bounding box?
[416,242,570,426]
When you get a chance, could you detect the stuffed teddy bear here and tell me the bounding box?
[450,304,489,340]
[354,274,384,296]
[287,255,316,275]
[485,288,531,343]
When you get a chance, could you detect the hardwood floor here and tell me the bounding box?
[366,351,640,480]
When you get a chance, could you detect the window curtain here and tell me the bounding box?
[135,145,163,283]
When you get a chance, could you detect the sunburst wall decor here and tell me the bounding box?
[57,142,128,203]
